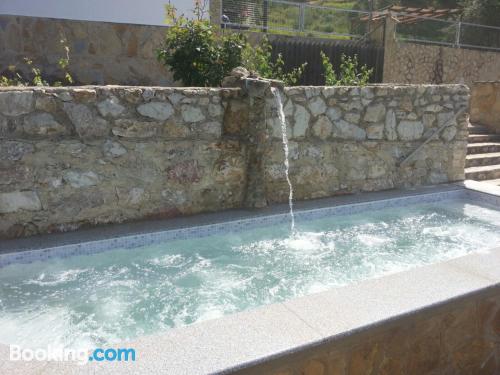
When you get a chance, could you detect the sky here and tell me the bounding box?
[0,0,202,25]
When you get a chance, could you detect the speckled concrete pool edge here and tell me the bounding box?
[124,248,500,375]
[0,181,499,374]
[1,181,500,268]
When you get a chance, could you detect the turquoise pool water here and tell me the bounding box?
[1,198,500,350]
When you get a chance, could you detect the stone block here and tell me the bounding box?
[0,91,34,116]
[326,107,342,121]
[367,123,384,140]
[137,101,174,121]
[385,109,398,141]
[63,103,109,138]
[223,100,248,135]
[309,96,327,116]
[167,160,202,184]
[0,191,41,213]
[181,104,206,123]
[312,115,333,140]
[293,105,310,138]
[97,96,126,118]
[398,121,424,141]
[112,119,158,138]
[23,113,68,136]
[364,103,386,123]
[333,120,366,140]
[0,141,34,161]
[63,170,100,188]
[102,140,127,158]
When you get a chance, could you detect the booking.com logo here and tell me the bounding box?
[9,345,136,365]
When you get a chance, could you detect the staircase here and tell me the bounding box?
[466,124,500,186]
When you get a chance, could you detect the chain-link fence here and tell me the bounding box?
[220,1,500,51]
[221,0,371,39]
[394,13,500,51]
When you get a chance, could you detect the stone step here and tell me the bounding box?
[468,124,492,135]
[465,165,500,181]
[484,178,500,186]
[467,142,500,155]
[468,134,500,143]
[466,152,500,167]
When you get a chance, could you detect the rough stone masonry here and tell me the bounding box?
[0,83,469,238]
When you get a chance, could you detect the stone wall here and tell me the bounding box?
[0,83,468,238]
[0,86,247,238]
[471,82,500,133]
[383,42,500,87]
[235,289,500,375]
[266,85,469,203]
[381,17,500,87]
[0,15,173,85]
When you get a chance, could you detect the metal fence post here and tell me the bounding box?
[263,0,269,33]
[368,0,373,34]
[299,4,305,33]
[209,0,222,27]
[455,21,461,47]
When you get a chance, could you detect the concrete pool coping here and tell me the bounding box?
[0,180,500,374]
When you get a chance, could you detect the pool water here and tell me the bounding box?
[1,199,500,349]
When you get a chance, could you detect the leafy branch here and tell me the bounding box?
[321,51,373,86]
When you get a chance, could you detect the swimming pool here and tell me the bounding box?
[1,187,500,351]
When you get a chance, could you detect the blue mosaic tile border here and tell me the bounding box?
[0,189,481,269]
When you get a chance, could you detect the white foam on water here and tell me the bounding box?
[285,232,325,251]
[1,200,500,349]
[357,234,393,247]
[26,269,88,286]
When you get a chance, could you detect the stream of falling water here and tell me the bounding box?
[271,87,295,232]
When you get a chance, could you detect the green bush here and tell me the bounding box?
[320,51,372,86]
[242,37,307,86]
[157,4,247,87]
[157,3,307,87]
[1,40,73,87]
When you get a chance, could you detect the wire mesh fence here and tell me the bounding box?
[394,13,500,51]
[221,0,371,39]
[220,1,500,51]
[266,0,300,32]
[301,5,368,37]
[459,22,500,50]
[394,15,457,46]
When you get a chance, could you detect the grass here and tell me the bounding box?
[309,0,357,10]
[265,0,364,39]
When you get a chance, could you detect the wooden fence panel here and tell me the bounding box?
[269,37,384,85]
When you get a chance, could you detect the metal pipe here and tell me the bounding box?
[399,108,467,168]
